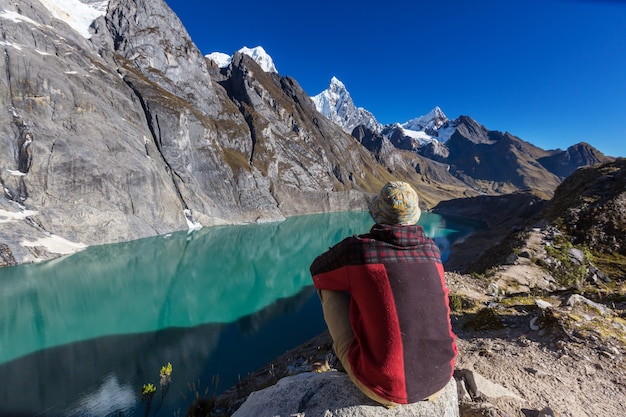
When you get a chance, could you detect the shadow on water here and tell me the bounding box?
[0,211,480,416]
[0,286,322,417]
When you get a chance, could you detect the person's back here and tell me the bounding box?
[310,181,457,406]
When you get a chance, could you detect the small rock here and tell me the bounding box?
[589,264,611,283]
[505,253,518,264]
[524,367,550,378]
[535,299,553,310]
[600,345,621,356]
[487,283,500,298]
[568,248,585,264]
[599,350,615,360]
[455,378,472,401]
[530,317,540,331]
[454,369,523,401]
[567,294,611,316]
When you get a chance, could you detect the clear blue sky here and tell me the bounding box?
[164,0,625,157]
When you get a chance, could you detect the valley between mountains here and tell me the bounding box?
[0,2,624,416]
[0,0,615,267]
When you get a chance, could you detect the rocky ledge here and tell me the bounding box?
[232,371,459,417]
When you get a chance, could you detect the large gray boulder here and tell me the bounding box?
[232,371,459,417]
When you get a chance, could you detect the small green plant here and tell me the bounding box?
[543,237,590,288]
[462,307,505,331]
[449,294,464,312]
[141,383,157,416]
[470,272,483,280]
[141,362,173,417]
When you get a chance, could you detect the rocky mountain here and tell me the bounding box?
[310,77,382,135]
[0,0,395,265]
[0,0,614,266]
[314,78,613,200]
[434,158,626,280]
[379,107,456,151]
[537,141,610,178]
[542,158,626,262]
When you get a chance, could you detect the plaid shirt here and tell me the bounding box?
[310,223,457,404]
[310,223,442,275]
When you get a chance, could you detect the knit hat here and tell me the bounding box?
[368,181,421,225]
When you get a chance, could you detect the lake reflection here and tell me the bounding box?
[0,211,478,416]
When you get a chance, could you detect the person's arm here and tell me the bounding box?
[310,237,352,291]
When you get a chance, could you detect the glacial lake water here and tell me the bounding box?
[0,211,480,417]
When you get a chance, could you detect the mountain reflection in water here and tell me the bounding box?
[0,211,479,417]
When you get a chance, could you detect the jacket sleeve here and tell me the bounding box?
[310,237,352,291]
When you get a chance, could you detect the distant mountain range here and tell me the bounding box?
[311,75,609,182]
[306,76,611,203]
[0,0,614,265]
[207,48,611,203]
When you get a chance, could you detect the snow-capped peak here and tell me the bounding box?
[312,77,382,134]
[204,52,229,68]
[379,107,456,149]
[206,46,278,73]
[37,0,108,39]
[402,106,449,132]
[328,76,345,91]
[238,46,277,73]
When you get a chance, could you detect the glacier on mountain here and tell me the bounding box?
[37,0,108,38]
[402,107,450,135]
[206,46,278,73]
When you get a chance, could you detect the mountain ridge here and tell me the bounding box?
[0,0,614,266]
[312,77,612,199]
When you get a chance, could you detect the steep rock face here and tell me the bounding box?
[351,126,481,208]
[0,0,187,263]
[402,106,449,135]
[311,76,381,134]
[449,116,493,145]
[419,139,450,160]
[220,53,397,214]
[0,0,616,267]
[0,0,395,264]
[353,115,609,201]
[101,0,284,225]
[381,124,423,151]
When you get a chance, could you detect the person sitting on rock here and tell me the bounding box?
[310,181,458,406]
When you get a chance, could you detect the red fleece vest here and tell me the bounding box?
[310,224,457,403]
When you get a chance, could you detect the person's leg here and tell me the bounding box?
[318,289,399,408]
[318,289,353,363]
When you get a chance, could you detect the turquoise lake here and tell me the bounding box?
[0,211,480,417]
